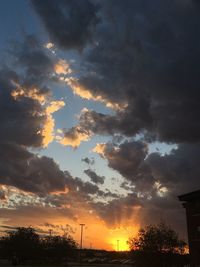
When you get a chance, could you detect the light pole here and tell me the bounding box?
[79,224,85,249]
[79,224,85,266]
[49,229,52,237]
[117,240,120,252]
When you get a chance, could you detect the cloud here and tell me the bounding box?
[60,126,92,148]
[94,141,148,181]
[81,157,95,165]
[91,140,200,234]
[0,36,117,204]
[60,0,200,144]
[94,140,200,195]
[11,35,54,85]
[1,35,68,148]
[0,205,75,228]
[91,194,142,227]
[0,36,68,194]
[54,59,72,75]
[42,100,65,147]
[0,143,67,195]
[59,108,136,148]
[65,78,126,110]
[0,68,46,148]
[146,143,200,194]
[3,71,65,149]
[84,169,105,185]
[2,0,200,241]
[31,0,99,50]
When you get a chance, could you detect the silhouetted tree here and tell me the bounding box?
[128,222,187,267]
[1,227,40,264]
[0,227,78,265]
[41,234,78,263]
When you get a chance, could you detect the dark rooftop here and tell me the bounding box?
[178,189,200,202]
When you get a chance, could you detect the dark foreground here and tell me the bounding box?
[0,260,131,267]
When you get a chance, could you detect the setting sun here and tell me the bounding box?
[109,236,129,251]
[106,226,139,251]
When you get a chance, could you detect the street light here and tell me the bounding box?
[117,240,120,251]
[79,224,85,249]
[79,224,85,267]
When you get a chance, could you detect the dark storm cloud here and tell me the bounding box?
[62,108,148,147]
[0,35,109,198]
[61,170,100,197]
[58,0,200,234]
[0,143,67,195]
[0,36,68,195]
[96,140,200,195]
[81,141,197,235]
[146,143,200,194]
[72,177,100,195]
[0,143,104,196]
[11,35,54,85]
[96,141,148,181]
[1,0,200,237]
[0,35,66,148]
[92,140,200,233]
[78,110,138,136]
[84,169,105,184]
[0,68,45,147]
[31,0,99,50]
[42,172,116,211]
[62,0,200,144]
[82,157,95,165]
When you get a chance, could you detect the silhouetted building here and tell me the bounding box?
[179,190,200,267]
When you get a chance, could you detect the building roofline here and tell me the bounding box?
[178,189,200,202]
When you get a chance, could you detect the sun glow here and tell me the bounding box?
[107,226,139,251]
[109,236,129,251]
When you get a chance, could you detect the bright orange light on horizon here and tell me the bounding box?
[106,225,139,251]
[1,190,140,252]
[109,236,129,251]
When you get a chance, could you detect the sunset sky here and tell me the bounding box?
[0,0,200,251]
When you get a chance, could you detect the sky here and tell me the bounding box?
[0,0,200,251]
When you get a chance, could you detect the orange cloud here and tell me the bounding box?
[65,78,127,111]
[11,84,47,104]
[42,100,65,147]
[60,130,90,148]
[93,143,107,156]
[54,59,72,75]
[11,84,65,147]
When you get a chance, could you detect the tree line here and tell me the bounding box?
[0,222,189,266]
[128,222,189,267]
[0,227,78,265]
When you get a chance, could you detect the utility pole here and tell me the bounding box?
[79,224,85,267]
[49,229,52,237]
[79,224,85,249]
[117,240,120,252]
